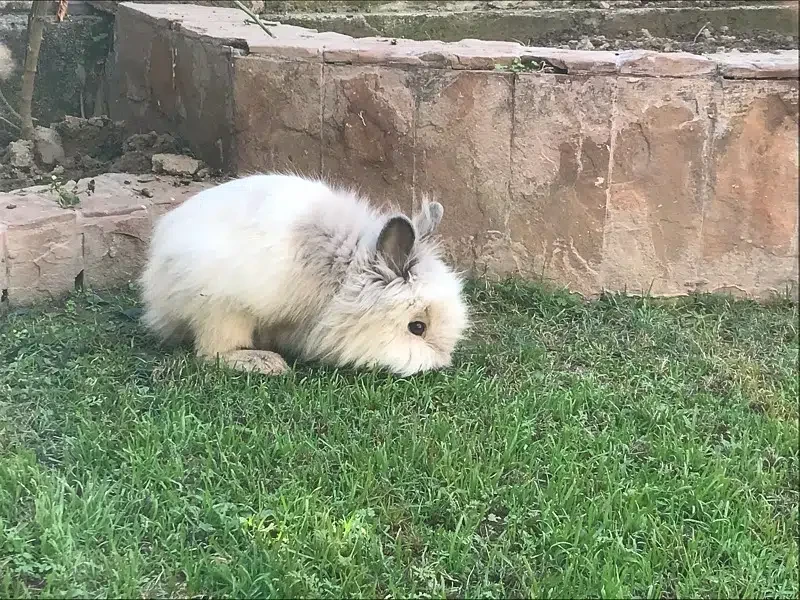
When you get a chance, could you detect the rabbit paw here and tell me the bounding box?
[219,349,290,376]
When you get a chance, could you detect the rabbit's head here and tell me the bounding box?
[313,198,469,376]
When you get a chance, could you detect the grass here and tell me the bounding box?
[0,280,797,598]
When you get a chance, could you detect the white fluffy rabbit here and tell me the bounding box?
[139,173,469,376]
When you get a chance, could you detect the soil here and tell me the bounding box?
[263,0,799,53]
[264,1,781,11]
[0,116,213,193]
[536,25,796,54]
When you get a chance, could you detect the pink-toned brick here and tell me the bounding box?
[321,65,415,211]
[617,50,716,77]
[81,210,153,289]
[699,79,799,299]
[232,56,322,175]
[522,47,618,75]
[708,51,799,80]
[414,70,514,274]
[511,74,615,295]
[1,192,83,306]
[601,77,716,296]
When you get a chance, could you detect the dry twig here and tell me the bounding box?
[0,87,21,122]
[233,0,276,38]
[693,21,711,43]
[0,114,20,132]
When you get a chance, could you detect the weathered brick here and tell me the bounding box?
[699,79,799,299]
[1,191,82,306]
[511,74,614,294]
[81,210,153,289]
[602,77,715,296]
[321,65,415,211]
[414,70,514,274]
[0,174,213,306]
[232,56,322,176]
[617,50,716,78]
[709,50,799,80]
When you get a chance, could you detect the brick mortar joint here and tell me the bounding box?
[241,51,800,80]
[253,49,800,81]
[235,55,799,83]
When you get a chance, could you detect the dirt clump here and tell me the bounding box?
[546,26,796,54]
[0,116,211,193]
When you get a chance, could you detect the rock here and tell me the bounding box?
[111,152,148,173]
[151,153,203,176]
[577,37,595,51]
[112,132,185,174]
[32,126,65,166]
[8,140,34,169]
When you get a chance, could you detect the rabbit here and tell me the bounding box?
[139,173,469,376]
[0,42,16,81]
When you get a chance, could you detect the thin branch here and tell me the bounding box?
[0,114,21,132]
[233,0,276,38]
[0,86,21,122]
[693,21,711,43]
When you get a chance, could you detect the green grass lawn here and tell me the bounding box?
[0,281,797,598]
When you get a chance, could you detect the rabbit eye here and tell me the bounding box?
[408,321,426,336]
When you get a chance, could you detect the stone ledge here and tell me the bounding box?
[118,2,799,79]
[708,50,799,79]
[0,173,212,306]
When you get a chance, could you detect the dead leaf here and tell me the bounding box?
[56,0,68,22]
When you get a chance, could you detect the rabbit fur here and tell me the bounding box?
[0,42,16,82]
[139,173,469,376]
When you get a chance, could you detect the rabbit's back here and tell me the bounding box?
[140,174,363,339]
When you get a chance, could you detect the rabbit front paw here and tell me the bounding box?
[218,349,290,376]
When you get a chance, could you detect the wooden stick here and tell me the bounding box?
[20,1,52,139]
[233,0,276,38]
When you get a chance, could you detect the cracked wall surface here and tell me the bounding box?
[4,1,795,306]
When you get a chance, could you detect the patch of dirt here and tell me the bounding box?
[0,116,213,193]
[264,0,798,53]
[539,26,796,54]
[264,1,780,11]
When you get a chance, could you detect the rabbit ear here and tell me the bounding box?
[414,198,444,238]
[377,216,415,276]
